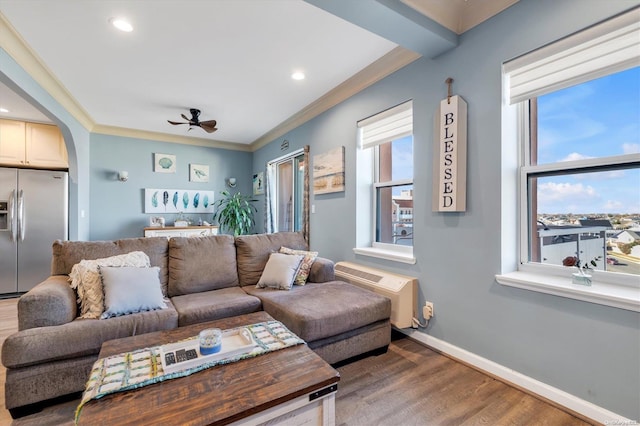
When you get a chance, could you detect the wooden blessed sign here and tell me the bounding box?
[432,94,467,212]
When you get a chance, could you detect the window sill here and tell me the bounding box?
[353,246,416,264]
[495,270,640,312]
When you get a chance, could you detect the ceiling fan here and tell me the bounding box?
[167,108,217,133]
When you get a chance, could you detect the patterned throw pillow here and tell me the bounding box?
[279,246,318,285]
[69,251,151,319]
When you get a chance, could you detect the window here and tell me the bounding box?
[375,136,414,246]
[527,68,640,276]
[355,100,415,264]
[498,9,640,311]
[265,148,308,234]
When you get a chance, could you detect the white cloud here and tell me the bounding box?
[537,182,597,203]
[622,143,640,154]
[560,152,593,162]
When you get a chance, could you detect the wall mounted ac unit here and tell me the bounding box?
[335,261,418,329]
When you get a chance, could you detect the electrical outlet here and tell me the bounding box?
[423,301,434,320]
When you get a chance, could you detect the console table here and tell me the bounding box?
[144,225,219,238]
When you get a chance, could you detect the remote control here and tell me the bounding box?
[176,349,187,363]
[165,352,176,366]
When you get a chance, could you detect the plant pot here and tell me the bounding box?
[572,272,592,286]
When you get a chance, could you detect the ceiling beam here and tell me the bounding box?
[303,0,458,58]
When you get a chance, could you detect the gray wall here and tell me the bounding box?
[90,133,252,240]
[253,0,640,419]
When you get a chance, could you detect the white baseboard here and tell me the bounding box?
[400,328,634,425]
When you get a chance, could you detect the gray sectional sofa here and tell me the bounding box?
[1,231,391,415]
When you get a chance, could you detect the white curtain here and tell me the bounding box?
[504,8,639,104]
[357,100,413,149]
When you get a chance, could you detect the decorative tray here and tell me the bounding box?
[159,327,256,374]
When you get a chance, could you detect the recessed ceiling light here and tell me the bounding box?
[291,71,305,81]
[109,17,133,32]
[0,108,9,113]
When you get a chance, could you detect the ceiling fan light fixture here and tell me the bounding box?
[291,71,305,81]
[167,108,217,134]
[109,17,133,32]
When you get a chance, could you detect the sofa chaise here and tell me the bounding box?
[1,231,391,416]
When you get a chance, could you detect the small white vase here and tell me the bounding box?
[572,272,592,286]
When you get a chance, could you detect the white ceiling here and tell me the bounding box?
[0,0,517,149]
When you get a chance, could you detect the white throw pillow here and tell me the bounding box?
[99,266,167,319]
[256,253,304,290]
[69,251,151,319]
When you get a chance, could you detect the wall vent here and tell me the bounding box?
[335,261,418,329]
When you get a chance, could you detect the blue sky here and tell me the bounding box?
[536,66,640,214]
[392,136,413,181]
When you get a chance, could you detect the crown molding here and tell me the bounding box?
[0,12,95,131]
[250,46,422,151]
[92,124,252,152]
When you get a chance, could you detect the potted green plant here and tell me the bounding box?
[212,190,257,236]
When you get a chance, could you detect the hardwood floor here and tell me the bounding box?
[0,297,593,425]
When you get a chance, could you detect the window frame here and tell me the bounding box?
[497,9,640,312]
[354,101,416,264]
[373,138,414,249]
[496,97,640,313]
[267,148,305,233]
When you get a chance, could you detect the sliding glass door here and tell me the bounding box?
[275,152,304,232]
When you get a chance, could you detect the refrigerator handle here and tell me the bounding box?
[17,189,25,242]
[9,189,17,242]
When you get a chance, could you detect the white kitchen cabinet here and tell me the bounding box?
[0,120,68,168]
[0,119,26,165]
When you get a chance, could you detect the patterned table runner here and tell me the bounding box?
[75,321,304,423]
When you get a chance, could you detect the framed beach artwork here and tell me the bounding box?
[190,164,209,182]
[154,153,176,173]
[253,172,264,195]
[313,146,345,194]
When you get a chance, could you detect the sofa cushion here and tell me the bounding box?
[170,287,262,326]
[256,253,304,290]
[243,281,391,342]
[99,266,167,318]
[1,301,179,369]
[235,232,308,287]
[69,251,151,319]
[168,235,238,297]
[52,237,169,295]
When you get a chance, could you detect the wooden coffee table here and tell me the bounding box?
[77,311,340,426]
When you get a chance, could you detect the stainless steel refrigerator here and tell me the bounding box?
[0,167,68,295]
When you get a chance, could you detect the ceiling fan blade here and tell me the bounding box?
[181,114,191,121]
[199,120,218,133]
[167,120,188,125]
